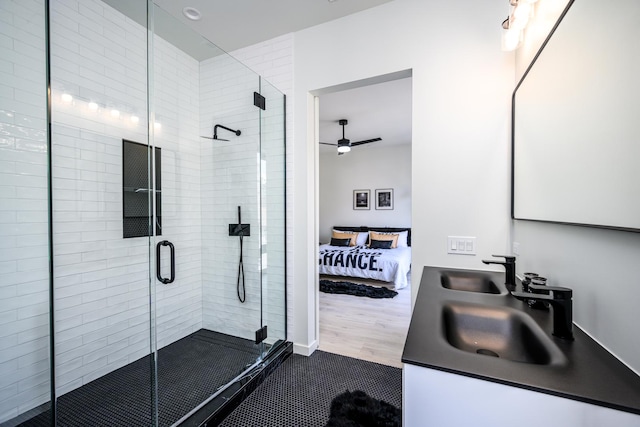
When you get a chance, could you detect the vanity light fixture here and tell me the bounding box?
[502,0,538,51]
[182,7,202,21]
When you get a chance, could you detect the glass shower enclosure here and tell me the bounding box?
[0,0,286,426]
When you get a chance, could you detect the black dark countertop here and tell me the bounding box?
[402,266,640,415]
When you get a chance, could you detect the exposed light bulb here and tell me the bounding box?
[511,2,532,30]
[61,93,73,103]
[130,115,140,123]
[154,122,162,130]
[88,102,99,111]
[110,109,120,118]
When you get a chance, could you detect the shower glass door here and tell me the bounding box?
[149,4,267,425]
[0,1,52,425]
[49,0,155,425]
[258,78,287,356]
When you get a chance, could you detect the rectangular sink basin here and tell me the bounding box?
[440,271,501,294]
[442,302,566,365]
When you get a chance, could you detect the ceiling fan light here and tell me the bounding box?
[337,138,351,153]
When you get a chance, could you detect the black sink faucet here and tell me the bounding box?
[482,255,516,291]
[512,285,574,341]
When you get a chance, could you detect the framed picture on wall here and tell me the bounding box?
[353,189,370,210]
[375,188,394,210]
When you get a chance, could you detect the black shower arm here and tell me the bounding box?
[214,124,241,138]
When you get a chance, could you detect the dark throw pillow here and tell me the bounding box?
[330,237,352,247]
[369,239,393,249]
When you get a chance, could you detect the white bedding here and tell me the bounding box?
[318,244,412,290]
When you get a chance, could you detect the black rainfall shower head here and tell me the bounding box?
[201,136,229,141]
[200,124,241,141]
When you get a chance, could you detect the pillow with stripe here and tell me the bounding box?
[369,231,399,249]
[331,230,358,246]
[376,230,409,247]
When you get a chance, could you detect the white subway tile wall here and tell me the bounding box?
[230,34,293,342]
[199,55,263,340]
[0,0,50,423]
[152,35,204,350]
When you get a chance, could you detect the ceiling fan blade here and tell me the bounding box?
[319,142,338,146]
[200,136,215,139]
[351,137,382,147]
[338,151,344,156]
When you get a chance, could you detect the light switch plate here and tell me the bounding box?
[447,236,477,255]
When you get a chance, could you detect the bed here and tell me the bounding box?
[318,226,412,290]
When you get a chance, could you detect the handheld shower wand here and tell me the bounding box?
[229,206,249,303]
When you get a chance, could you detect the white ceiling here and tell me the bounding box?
[319,77,412,155]
[151,0,395,53]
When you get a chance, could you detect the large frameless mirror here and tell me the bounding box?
[512,0,640,231]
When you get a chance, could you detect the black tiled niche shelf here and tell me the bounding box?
[122,139,162,238]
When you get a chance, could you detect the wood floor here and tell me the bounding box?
[318,275,412,368]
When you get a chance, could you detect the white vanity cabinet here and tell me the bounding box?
[403,364,640,427]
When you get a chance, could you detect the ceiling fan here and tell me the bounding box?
[319,119,382,155]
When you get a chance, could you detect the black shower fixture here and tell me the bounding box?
[201,124,242,141]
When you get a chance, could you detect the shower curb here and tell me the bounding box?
[181,341,293,427]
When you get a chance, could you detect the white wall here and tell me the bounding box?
[319,144,412,243]
[291,0,513,352]
[512,0,640,373]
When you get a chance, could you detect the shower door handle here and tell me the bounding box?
[156,240,175,284]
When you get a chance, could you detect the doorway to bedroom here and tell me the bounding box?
[317,75,413,368]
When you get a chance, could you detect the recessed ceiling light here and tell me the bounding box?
[183,7,202,21]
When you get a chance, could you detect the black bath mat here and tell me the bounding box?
[326,390,401,427]
[320,280,398,298]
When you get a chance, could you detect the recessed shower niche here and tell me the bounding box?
[123,140,162,238]
[0,0,287,426]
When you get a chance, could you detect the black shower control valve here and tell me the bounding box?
[229,224,250,237]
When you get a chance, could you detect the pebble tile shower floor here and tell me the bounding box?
[219,350,402,426]
[17,330,260,427]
